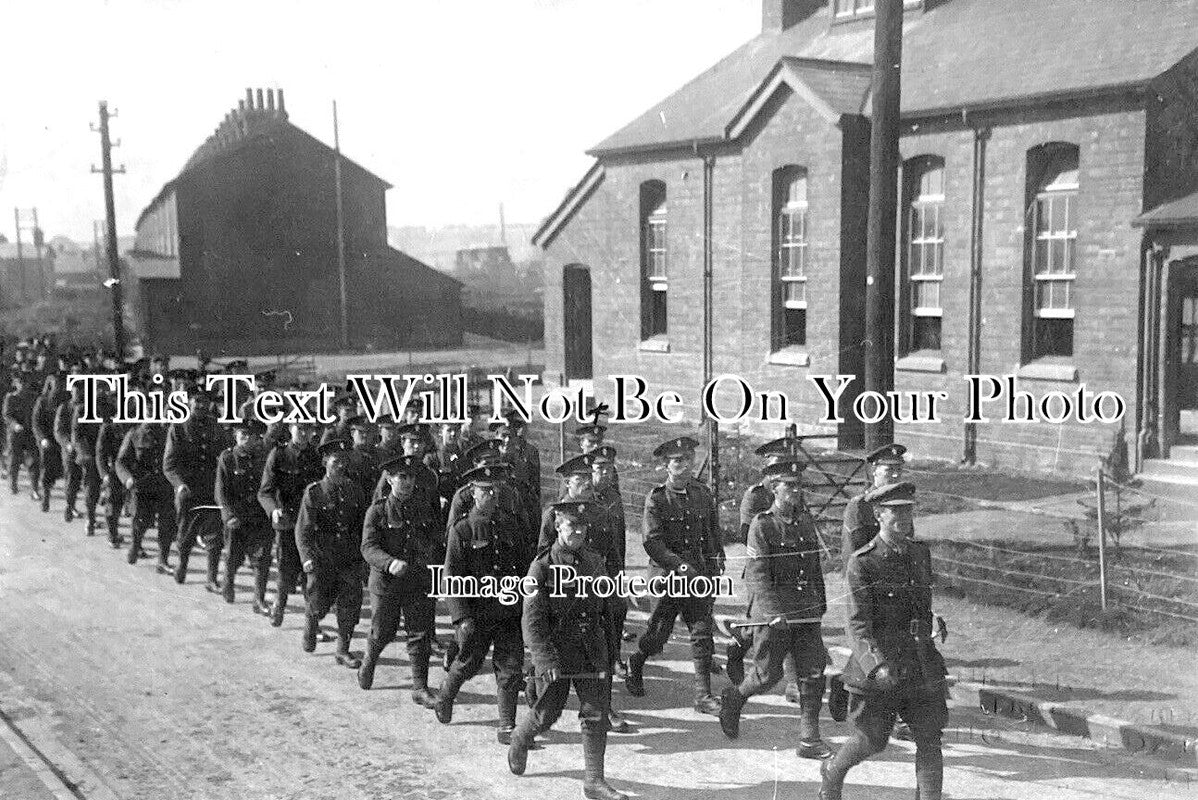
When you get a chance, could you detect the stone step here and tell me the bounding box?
[1139,458,1198,486]
[1166,444,1198,466]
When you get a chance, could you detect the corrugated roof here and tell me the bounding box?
[1134,191,1198,229]
[591,0,1198,155]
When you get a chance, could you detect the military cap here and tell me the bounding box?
[591,445,618,464]
[317,438,352,458]
[347,415,372,431]
[575,422,607,439]
[555,453,595,476]
[652,436,699,459]
[232,418,266,436]
[866,443,908,465]
[254,369,277,385]
[396,422,426,440]
[466,402,486,416]
[332,390,357,408]
[489,412,528,432]
[377,415,401,429]
[401,396,427,416]
[755,436,802,457]
[863,481,916,507]
[168,367,199,381]
[762,458,806,482]
[379,454,422,476]
[464,438,502,465]
[551,500,591,520]
[461,463,508,486]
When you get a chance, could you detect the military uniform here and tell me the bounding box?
[116,422,177,569]
[295,446,369,665]
[3,378,38,495]
[626,437,725,714]
[54,393,84,520]
[258,435,324,626]
[71,397,104,535]
[96,416,130,547]
[841,444,907,561]
[433,465,529,736]
[822,481,947,800]
[31,380,66,510]
[163,409,228,586]
[215,425,272,610]
[357,455,442,704]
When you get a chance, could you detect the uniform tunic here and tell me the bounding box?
[258,441,324,591]
[215,443,272,571]
[295,476,368,623]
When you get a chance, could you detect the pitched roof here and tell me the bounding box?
[726,57,871,135]
[531,162,605,247]
[1133,191,1198,229]
[591,0,1198,155]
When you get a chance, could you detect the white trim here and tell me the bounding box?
[1016,361,1079,382]
[768,347,810,367]
[638,337,670,353]
[1034,308,1075,319]
[896,354,945,374]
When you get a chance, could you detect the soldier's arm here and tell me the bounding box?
[705,486,726,571]
[53,403,72,447]
[214,452,236,524]
[611,497,627,569]
[743,515,777,617]
[739,486,760,540]
[521,560,560,675]
[360,503,396,572]
[845,555,883,673]
[162,425,187,490]
[31,397,51,441]
[536,506,556,552]
[1,394,15,426]
[257,447,282,517]
[443,522,472,623]
[642,489,685,571]
[114,428,137,486]
[294,484,320,569]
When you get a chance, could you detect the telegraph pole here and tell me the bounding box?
[91,101,127,360]
[332,100,349,350]
[863,0,904,451]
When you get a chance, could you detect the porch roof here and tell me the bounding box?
[1134,191,1198,230]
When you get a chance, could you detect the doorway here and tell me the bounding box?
[1175,261,1198,442]
[562,264,593,380]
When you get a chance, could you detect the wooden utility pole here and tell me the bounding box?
[91,102,127,359]
[333,100,349,350]
[863,0,904,451]
[13,208,25,301]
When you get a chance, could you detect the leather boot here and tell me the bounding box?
[410,649,437,708]
[719,686,746,739]
[914,737,944,800]
[85,512,96,536]
[434,668,466,724]
[106,515,121,547]
[174,550,190,584]
[497,687,519,744]
[582,729,628,800]
[335,630,361,669]
[442,639,459,672]
[821,731,876,800]
[253,567,270,615]
[128,523,144,565]
[358,639,383,689]
[64,504,75,522]
[40,491,50,513]
[625,651,646,697]
[302,614,319,653]
[222,563,236,603]
[270,593,287,627]
[797,678,833,759]
[692,657,722,715]
[506,716,538,775]
[206,548,223,595]
[725,640,746,686]
[828,674,849,722]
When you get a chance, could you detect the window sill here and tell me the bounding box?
[895,353,945,374]
[768,347,810,367]
[638,337,670,353]
[1016,361,1078,383]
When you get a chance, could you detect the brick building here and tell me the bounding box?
[129,88,462,355]
[533,0,1198,477]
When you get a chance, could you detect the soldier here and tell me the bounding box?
[164,390,229,589]
[492,414,541,522]
[116,398,177,571]
[820,482,948,800]
[95,395,129,549]
[319,392,357,447]
[457,402,489,455]
[446,440,531,541]
[295,437,368,668]
[215,419,272,613]
[507,500,628,800]
[400,396,439,461]
[718,459,832,759]
[71,382,105,536]
[842,444,907,558]
[258,417,325,627]
[591,445,631,683]
[32,373,67,511]
[374,416,404,464]
[431,463,528,744]
[727,436,806,703]
[345,415,381,501]
[625,436,726,716]
[54,379,85,522]
[434,419,466,506]
[3,370,38,497]
[357,454,441,707]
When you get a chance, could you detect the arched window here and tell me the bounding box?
[772,166,808,350]
[903,155,945,352]
[639,180,668,340]
[1025,143,1079,359]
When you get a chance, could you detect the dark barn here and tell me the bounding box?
[127,88,462,356]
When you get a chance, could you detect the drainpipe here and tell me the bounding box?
[699,144,719,501]
[963,115,990,464]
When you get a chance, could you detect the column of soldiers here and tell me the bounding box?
[3,343,949,800]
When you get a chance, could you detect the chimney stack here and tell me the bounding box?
[762,0,818,33]
[266,88,275,112]
[245,87,254,109]
[276,89,286,115]
[256,88,265,110]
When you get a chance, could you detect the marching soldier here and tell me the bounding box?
[626,436,726,716]
[399,396,439,462]
[116,395,177,571]
[493,414,540,522]
[295,437,368,668]
[164,390,229,589]
[32,373,67,511]
[446,440,531,541]
[55,380,86,522]
[357,454,441,707]
[574,421,606,454]
[258,417,325,627]
[215,419,272,613]
[507,500,628,800]
[820,482,948,800]
[4,370,39,497]
[95,396,130,549]
[457,402,489,455]
[718,459,832,760]
[374,416,404,464]
[432,463,529,743]
[842,444,907,558]
[434,419,466,505]
[319,392,357,447]
[591,445,631,683]
[345,415,381,501]
[71,383,105,536]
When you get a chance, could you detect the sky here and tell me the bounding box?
[0,0,761,243]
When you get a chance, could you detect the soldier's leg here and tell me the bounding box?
[680,595,720,715]
[507,678,569,775]
[434,616,493,722]
[359,591,402,689]
[27,436,41,498]
[62,451,81,519]
[127,489,151,564]
[627,595,679,696]
[105,483,125,547]
[222,528,248,602]
[155,492,177,572]
[792,623,833,759]
[82,461,101,536]
[271,528,300,625]
[173,495,198,581]
[900,690,948,800]
[201,516,224,592]
[491,616,525,741]
[6,433,21,494]
[251,531,272,613]
[332,568,363,668]
[720,624,786,738]
[576,676,626,800]
[402,592,437,707]
[38,444,59,511]
[821,693,895,800]
[302,567,336,653]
